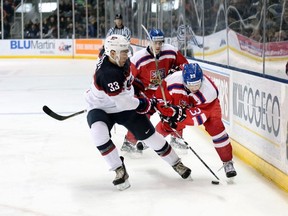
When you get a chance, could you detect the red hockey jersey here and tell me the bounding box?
[130,44,188,98]
[155,71,221,128]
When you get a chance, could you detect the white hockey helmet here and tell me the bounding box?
[104,34,130,58]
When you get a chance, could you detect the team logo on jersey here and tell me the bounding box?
[150,68,165,85]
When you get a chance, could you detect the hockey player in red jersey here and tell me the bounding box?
[84,35,191,190]
[154,63,237,178]
[121,28,189,154]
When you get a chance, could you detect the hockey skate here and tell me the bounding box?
[113,156,130,191]
[170,136,188,154]
[121,137,142,154]
[172,159,191,179]
[223,160,237,178]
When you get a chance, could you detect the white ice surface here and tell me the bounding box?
[0,59,287,216]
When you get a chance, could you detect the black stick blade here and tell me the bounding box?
[43,105,86,121]
[43,105,66,120]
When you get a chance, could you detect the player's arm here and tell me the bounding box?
[132,77,145,96]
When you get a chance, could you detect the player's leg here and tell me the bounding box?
[117,111,192,179]
[87,109,130,190]
[204,118,237,178]
[121,130,141,153]
[155,121,188,154]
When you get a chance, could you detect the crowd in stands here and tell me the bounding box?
[23,0,102,39]
[1,0,287,42]
[1,0,19,38]
[1,0,104,39]
[227,0,288,42]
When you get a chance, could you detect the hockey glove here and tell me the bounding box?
[167,66,181,75]
[136,97,158,114]
[168,68,177,75]
[156,102,186,123]
[160,114,178,130]
[147,98,158,115]
[133,77,145,97]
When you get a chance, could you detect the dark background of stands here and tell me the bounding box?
[1,0,287,79]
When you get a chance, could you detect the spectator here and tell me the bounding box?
[3,0,14,23]
[88,16,97,38]
[60,16,67,38]
[65,17,73,38]
[42,18,50,36]
[3,18,11,39]
[25,23,40,39]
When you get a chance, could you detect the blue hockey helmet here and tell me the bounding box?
[182,63,203,90]
[148,28,165,42]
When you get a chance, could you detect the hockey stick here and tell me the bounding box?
[43,105,86,121]
[141,24,167,105]
[171,128,220,182]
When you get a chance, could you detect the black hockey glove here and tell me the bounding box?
[167,66,181,75]
[156,102,186,123]
[136,97,158,114]
[160,114,178,130]
[133,77,145,97]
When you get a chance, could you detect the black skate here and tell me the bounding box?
[113,156,130,190]
[172,159,191,179]
[223,160,237,178]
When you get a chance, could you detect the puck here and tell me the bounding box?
[211,180,219,185]
[136,142,144,150]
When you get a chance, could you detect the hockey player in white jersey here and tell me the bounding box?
[84,34,191,190]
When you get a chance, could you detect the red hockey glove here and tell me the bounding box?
[156,102,186,123]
